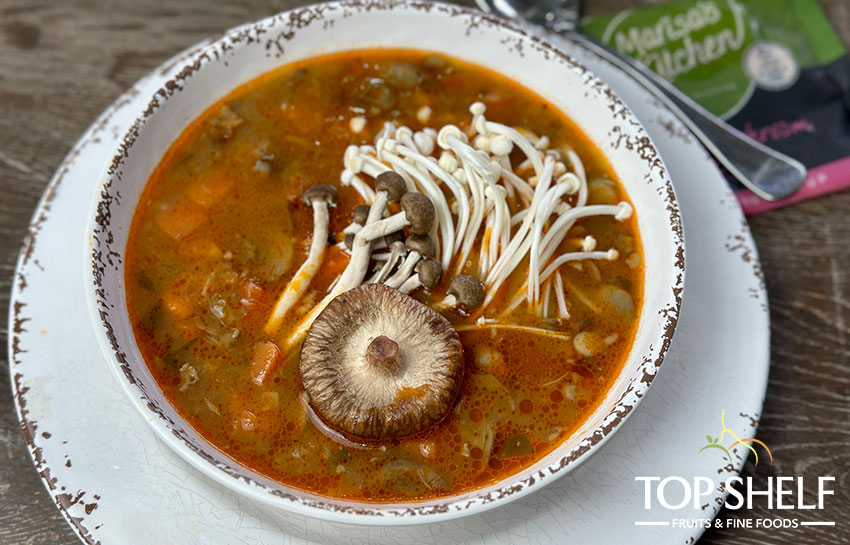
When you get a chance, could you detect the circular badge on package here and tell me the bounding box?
[743,41,799,91]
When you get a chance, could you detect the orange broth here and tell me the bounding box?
[125,49,643,502]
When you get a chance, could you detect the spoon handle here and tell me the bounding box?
[568,32,806,201]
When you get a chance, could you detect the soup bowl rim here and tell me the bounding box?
[85,0,685,526]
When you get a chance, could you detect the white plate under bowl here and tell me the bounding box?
[7,13,768,545]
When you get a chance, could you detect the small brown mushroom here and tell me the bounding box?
[416,258,443,289]
[352,204,371,225]
[289,191,435,342]
[405,234,436,258]
[374,171,407,203]
[343,233,355,251]
[400,192,435,235]
[448,275,484,309]
[300,284,463,440]
[301,184,338,206]
[398,257,443,294]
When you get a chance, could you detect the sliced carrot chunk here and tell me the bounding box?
[250,340,282,386]
[178,236,222,259]
[162,290,192,319]
[187,173,234,207]
[155,202,205,240]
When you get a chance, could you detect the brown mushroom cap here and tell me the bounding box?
[352,204,371,225]
[405,234,436,258]
[400,192,435,235]
[300,284,463,441]
[374,171,407,203]
[448,275,484,309]
[416,258,443,289]
[343,233,355,251]
[302,184,338,205]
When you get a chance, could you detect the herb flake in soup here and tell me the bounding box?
[125,49,643,502]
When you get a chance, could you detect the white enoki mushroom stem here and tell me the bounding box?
[482,158,556,305]
[553,272,569,319]
[264,200,329,334]
[455,160,487,273]
[484,201,631,308]
[484,185,509,277]
[379,146,454,270]
[454,323,571,341]
[479,212,493,278]
[500,249,619,316]
[541,279,552,318]
[528,178,576,304]
[540,249,620,282]
[539,202,631,268]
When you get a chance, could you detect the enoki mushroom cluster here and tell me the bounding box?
[266,101,633,343]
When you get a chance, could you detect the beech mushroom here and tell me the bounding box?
[385,234,435,289]
[300,284,463,440]
[448,275,485,309]
[399,192,435,235]
[286,188,436,345]
[352,204,371,225]
[384,251,421,288]
[417,258,443,288]
[264,184,337,334]
[398,258,443,294]
[368,240,407,284]
[333,189,435,293]
[435,274,484,311]
[374,170,407,203]
[405,234,436,258]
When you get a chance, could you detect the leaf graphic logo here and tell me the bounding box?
[698,410,773,465]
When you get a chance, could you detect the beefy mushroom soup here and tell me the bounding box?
[125,49,643,502]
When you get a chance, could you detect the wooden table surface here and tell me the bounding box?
[1,1,848,543]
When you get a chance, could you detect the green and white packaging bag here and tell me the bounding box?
[583,0,850,213]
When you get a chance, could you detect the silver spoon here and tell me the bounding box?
[476,0,807,201]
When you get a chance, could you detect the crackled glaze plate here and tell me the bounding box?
[8,6,768,545]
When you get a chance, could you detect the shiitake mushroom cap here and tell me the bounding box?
[300,284,463,440]
[374,171,407,203]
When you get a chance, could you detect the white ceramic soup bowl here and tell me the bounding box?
[86,0,684,526]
